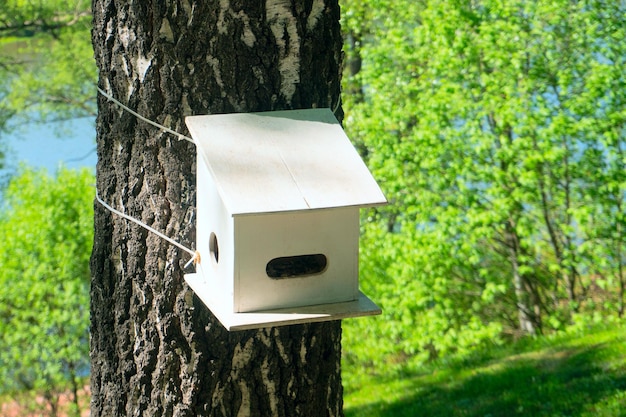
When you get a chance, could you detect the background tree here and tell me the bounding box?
[0,0,94,123]
[0,167,93,416]
[0,0,94,175]
[91,1,344,416]
[341,0,626,367]
[0,1,95,414]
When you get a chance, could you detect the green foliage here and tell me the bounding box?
[0,167,93,401]
[0,0,95,127]
[342,0,626,370]
[0,0,94,178]
[344,322,626,417]
[0,0,90,36]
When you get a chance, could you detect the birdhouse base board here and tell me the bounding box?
[184,273,381,331]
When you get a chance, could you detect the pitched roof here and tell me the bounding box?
[186,108,387,215]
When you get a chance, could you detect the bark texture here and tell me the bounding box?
[90,1,344,416]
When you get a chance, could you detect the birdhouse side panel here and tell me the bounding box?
[196,154,235,301]
[233,208,360,312]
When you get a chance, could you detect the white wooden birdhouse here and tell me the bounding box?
[183,108,386,330]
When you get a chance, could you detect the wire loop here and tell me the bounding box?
[97,87,195,144]
[95,189,199,267]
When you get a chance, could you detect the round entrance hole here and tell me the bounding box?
[209,232,219,264]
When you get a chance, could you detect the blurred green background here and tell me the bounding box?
[1,0,625,415]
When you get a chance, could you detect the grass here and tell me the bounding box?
[2,325,625,416]
[343,324,626,417]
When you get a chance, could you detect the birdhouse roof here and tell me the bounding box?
[186,108,387,216]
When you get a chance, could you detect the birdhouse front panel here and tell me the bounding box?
[233,207,360,313]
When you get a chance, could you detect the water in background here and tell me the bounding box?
[2,116,97,175]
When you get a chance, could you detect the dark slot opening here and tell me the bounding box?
[266,254,328,279]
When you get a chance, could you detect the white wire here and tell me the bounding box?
[97,87,195,145]
[95,189,199,266]
[94,87,200,267]
[332,96,342,116]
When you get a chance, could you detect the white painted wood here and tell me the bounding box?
[186,108,387,215]
[234,207,359,312]
[195,151,236,295]
[185,272,381,331]
[187,108,386,330]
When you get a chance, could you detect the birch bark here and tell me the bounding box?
[90,1,344,415]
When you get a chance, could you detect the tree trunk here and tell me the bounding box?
[506,221,536,335]
[90,1,344,416]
